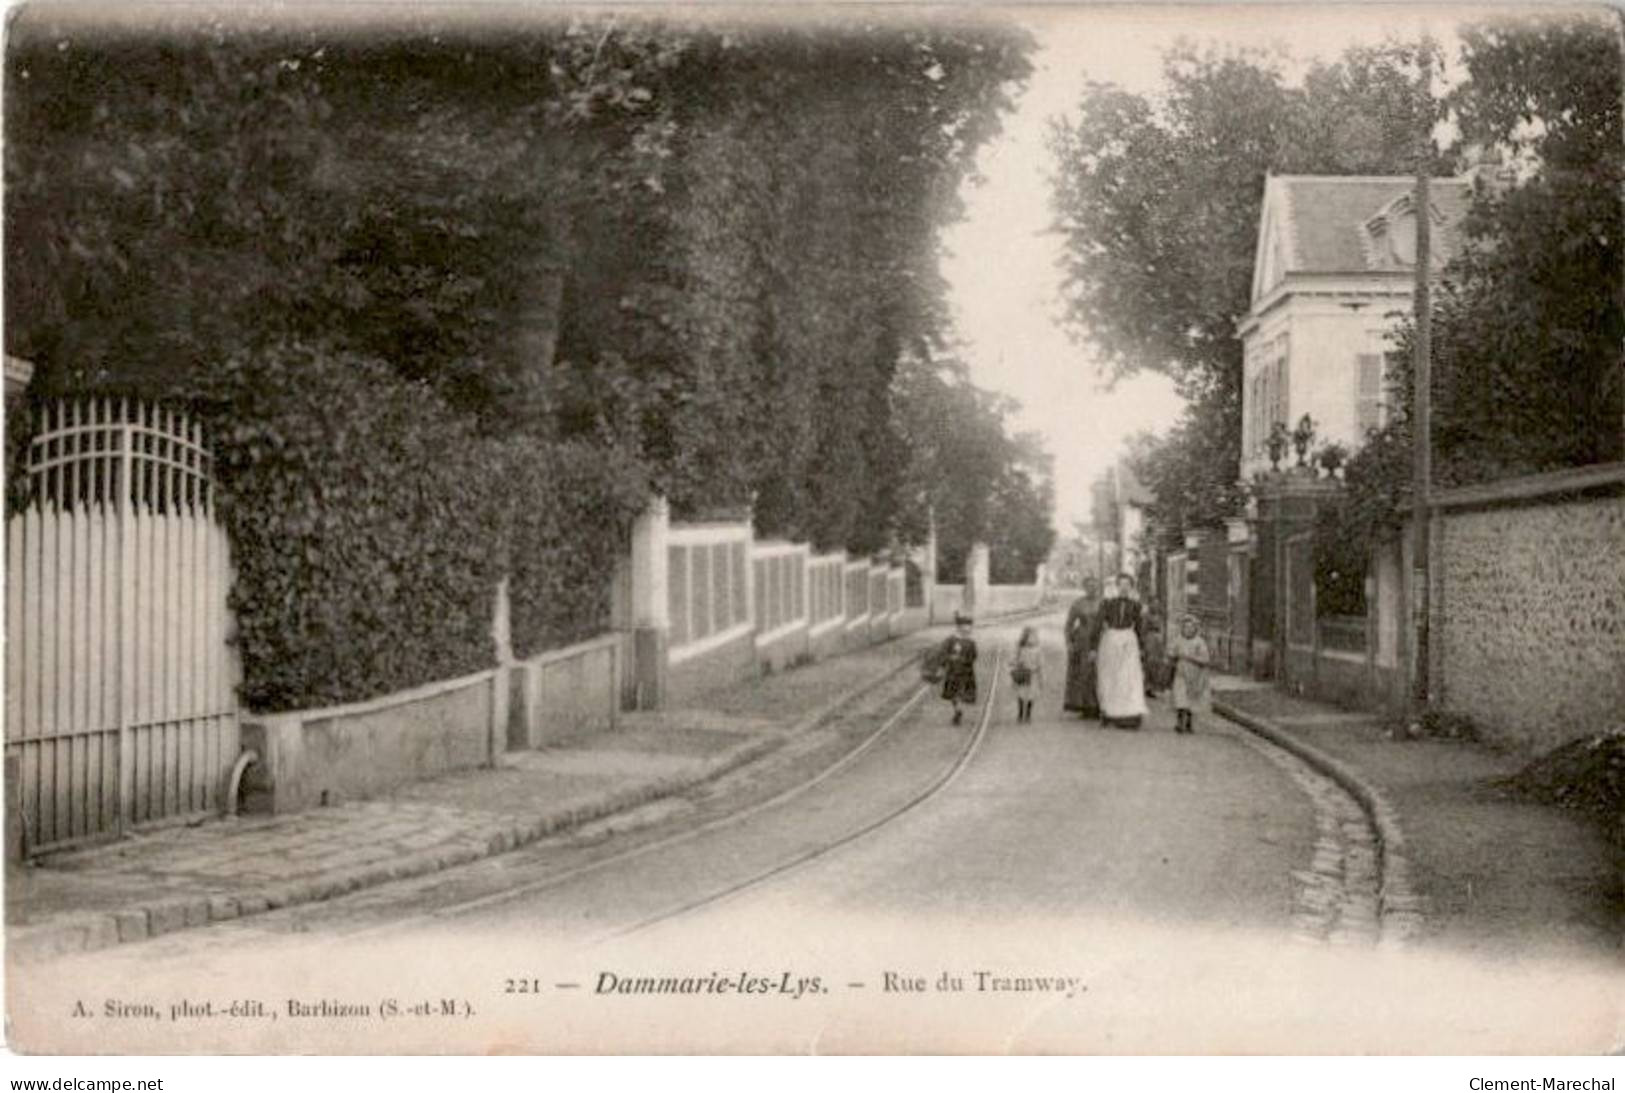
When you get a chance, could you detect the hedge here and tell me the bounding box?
[499,438,646,661]
[187,342,643,713]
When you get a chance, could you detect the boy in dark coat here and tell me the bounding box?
[939,613,979,725]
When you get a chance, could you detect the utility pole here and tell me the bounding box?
[1409,39,1434,713]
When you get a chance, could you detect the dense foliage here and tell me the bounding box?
[1324,14,1623,571]
[893,356,1056,585]
[1413,16,1622,485]
[5,11,1036,708]
[186,345,512,710]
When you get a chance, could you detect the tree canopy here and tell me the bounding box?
[1420,14,1623,483]
[893,354,1056,584]
[1047,39,1444,533]
[4,10,1047,706]
[1324,13,1622,572]
[6,10,1037,556]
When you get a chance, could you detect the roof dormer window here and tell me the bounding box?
[1365,193,1447,270]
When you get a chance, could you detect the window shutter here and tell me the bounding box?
[1274,337,1290,429]
[1248,376,1256,454]
[1257,374,1265,452]
[1356,353,1383,435]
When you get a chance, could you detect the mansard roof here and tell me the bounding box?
[1250,174,1473,301]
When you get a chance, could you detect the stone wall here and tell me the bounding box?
[242,669,501,814]
[665,626,757,708]
[755,623,811,675]
[1433,477,1625,752]
[509,634,621,749]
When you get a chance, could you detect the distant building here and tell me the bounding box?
[1091,460,1154,586]
[1237,173,1474,481]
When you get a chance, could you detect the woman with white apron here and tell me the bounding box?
[1093,573,1148,729]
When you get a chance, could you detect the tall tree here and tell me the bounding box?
[1316,14,1620,595]
[894,354,1055,582]
[6,11,1033,557]
[1422,14,1623,481]
[1048,40,1443,532]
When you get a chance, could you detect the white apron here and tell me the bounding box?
[1096,627,1147,720]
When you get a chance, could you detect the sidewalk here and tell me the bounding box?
[6,626,962,963]
[1214,680,1623,963]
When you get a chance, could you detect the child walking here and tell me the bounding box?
[938,614,979,726]
[1168,613,1211,734]
[1010,625,1044,723]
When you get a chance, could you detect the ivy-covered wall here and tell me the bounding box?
[183,344,643,714]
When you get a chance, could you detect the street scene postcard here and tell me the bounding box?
[2,0,1621,1059]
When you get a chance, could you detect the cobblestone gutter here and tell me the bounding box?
[1214,697,1426,948]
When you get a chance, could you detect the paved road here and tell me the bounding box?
[436,614,1318,942]
[21,616,1606,1053]
[668,651,1314,935]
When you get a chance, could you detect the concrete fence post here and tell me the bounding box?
[629,495,670,709]
[489,577,516,760]
[966,542,990,616]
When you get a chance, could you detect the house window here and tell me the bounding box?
[1245,334,1290,459]
[1356,352,1384,435]
[1271,335,1290,438]
[1252,371,1266,456]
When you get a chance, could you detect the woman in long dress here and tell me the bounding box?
[1062,578,1102,719]
[1093,573,1148,729]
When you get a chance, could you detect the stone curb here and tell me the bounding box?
[1213,696,1424,948]
[11,644,932,965]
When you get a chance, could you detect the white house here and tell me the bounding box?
[1236,174,1474,480]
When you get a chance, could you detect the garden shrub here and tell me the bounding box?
[498,437,647,661]
[193,342,510,712]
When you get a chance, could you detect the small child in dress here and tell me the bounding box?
[1010,625,1044,723]
[1169,614,1211,735]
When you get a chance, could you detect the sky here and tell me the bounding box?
[940,4,1486,532]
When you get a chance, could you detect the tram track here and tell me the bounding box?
[340,649,1006,941]
[598,652,1003,942]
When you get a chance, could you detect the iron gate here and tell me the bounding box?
[5,399,238,854]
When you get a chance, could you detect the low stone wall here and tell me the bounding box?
[756,620,811,674]
[1283,646,1397,713]
[1431,467,1625,752]
[508,634,621,749]
[930,582,1046,624]
[666,625,756,707]
[807,618,846,662]
[930,583,966,624]
[975,584,1047,618]
[242,669,502,814]
[839,613,880,650]
[240,632,627,814]
[892,605,929,636]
